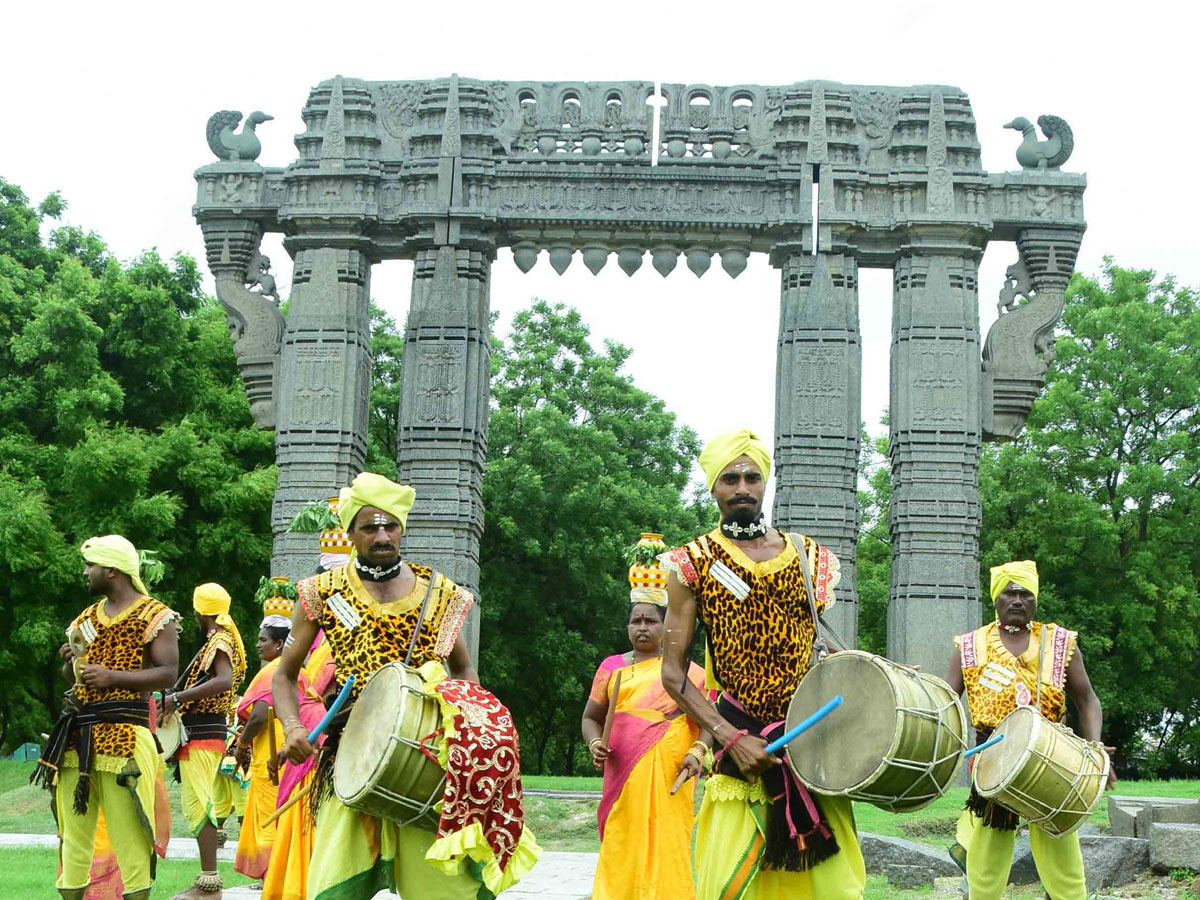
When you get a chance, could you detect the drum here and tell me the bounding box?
[973,705,1109,836]
[333,662,446,830]
[783,650,968,812]
[158,711,186,761]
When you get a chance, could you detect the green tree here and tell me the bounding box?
[365,303,403,479]
[0,178,276,748]
[478,301,713,774]
[856,425,891,656]
[980,260,1200,774]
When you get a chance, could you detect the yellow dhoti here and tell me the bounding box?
[55,727,159,895]
[306,794,482,900]
[178,747,226,836]
[693,776,865,900]
[956,811,1086,900]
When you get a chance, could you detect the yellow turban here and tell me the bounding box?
[193,583,245,664]
[699,428,772,491]
[338,472,416,534]
[81,535,148,595]
[990,560,1039,603]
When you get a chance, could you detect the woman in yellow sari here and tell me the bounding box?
[581,534,713,900]
[232,593,293,882]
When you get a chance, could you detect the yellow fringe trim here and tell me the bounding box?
[704,773,768,804]
[425,820,543,894]
[61,750,135,775]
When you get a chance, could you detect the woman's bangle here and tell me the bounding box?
[588,738,603,751]
[690,740,708,755]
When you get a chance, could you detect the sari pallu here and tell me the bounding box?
[591,655,709,900]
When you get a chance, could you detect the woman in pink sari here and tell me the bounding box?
[581,534,713,900]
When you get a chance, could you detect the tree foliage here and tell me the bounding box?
[0,178,276,749]
[854,262,1200,774]
[475,302,714,774]
[979,261,1200,774]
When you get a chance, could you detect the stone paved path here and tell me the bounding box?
[221,851,596,899]
[0,834,595,899]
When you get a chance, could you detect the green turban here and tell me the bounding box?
[81,535,148,595]
[338,472,416,534]
[699,428,772,491]
[989,560,1039,603]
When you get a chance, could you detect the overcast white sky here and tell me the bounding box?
[5,1,1198,496]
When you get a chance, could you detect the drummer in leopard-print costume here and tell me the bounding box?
[945,560,1112,900]
[34,535,180,900]
[273,472,540,900]
[660,429,866,900]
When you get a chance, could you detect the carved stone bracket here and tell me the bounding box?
[982,227,1083,440]
[200,218,285,429]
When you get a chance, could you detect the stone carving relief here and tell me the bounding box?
[660,84,783,161]
[488,81,654,158]
[793,347,847,429]
[982,229,1081,440]
[246,252,281,303]
[850,89,900,167]
[378,81,428,143]
[925,92,955,215]
[416,343,464,423]
[912,346,967,424]
[201,223,285,430]
[292,347,341,426]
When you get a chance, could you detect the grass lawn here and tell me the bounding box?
[0,846,252,899]
[5,758,1196,859]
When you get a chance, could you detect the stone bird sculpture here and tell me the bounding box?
[206,110,274,162]
[1004,115,1074,170]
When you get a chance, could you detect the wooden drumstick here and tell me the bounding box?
[600,670,623,751]
[267,708,278,784]
[261,675,359,827]
[261,782,311,828]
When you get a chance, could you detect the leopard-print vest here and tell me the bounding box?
[661,530,838,725]
[956,621,1076,729]
[297,562,474,701]
[67,596,177,760]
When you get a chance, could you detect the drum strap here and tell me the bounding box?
[788,534,829,666]
[1034,623,1046,713]
[404,570,439,666]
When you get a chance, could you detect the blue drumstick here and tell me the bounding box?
[764,694,844,755]
[308,674,356,743]
[963,732,1005,759]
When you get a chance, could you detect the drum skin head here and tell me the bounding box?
[974,706,1037,794]
[785,651,897,791]
[334,664,403,799]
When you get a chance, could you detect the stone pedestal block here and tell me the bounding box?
[1080,835,1150,891]
[1149,823,1200,871]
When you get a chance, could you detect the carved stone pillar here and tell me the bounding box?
[198,216,284,430]
[271,246,373,577]
[773,251,861,646]
[396,245,493,661]
[887,248,984,675]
